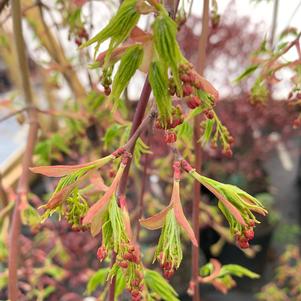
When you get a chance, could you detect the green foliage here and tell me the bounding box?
[176,121,193,142]
[133,137,152,168]
[154,210,182,269]
[250,77,269,104]
[108,196,129,252]
[218,264,259,279]
[234,64,259,82]
[35,133,70,165]
[149,61,172,126]
[82,0,140,55]
[144,269,180,301]
[103,124,129,150]
[190,171,267,234]
[111,45,144,102]
[201,119,215,144]
[152,12,183,90]
[65,188,89,227]
[21,204,41,227]
[86,268,109,295]
[85,91,105,113]
[53,165,94,195]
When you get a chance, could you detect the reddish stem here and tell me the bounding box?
[108,78,151,301]
[8,1,39,300]
[191,1,210,301]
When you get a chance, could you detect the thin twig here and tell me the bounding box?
[8,1,39,300]
[191,1,210,301]
[0,107,29,123]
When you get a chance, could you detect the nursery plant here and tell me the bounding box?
[2,0,299,301]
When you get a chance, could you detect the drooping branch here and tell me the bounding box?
[108,78,152,301]
[8,0,39,300]
[191,1,210,301]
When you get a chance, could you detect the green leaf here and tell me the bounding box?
[234,64,259,82]
[152,13,183,90]
[21,204,41,227]
[111,45,144,102]
[133,137,152,168]
[86,268,109,295]
[145,269,180,301]
[115,268,126,300]
[202,119,215,144]
[81,0,140,53]
[149,61,172,127]
[176,121,193,142]
[102,124,126,150]
[219,264,260,279]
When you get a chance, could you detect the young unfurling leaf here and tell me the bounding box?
[140,162,197,276]
[199,259,259,294]
[81,0,140,54]
[149,61,172,127]
[152,12,183,90]
[111,45,144,102]
[181,159,267,249]
[144,269,180,301]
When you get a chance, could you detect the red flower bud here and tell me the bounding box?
[244,229,254,240]
[163,261,172,270]
[238,237,249,249]
[180,74,190,83]
[164,132,177,144]
[194,79,203,89]
[249,220,256,227]
[205,110,214,119]
[97,246,107,262]
[131,289,140,298]
[119,260,129,269]
[104,87,111,96]
[183,84,193,96]
[163,269,175,279]
[131,279,140,287]
[186,95,201,109]
[123,252,134,261]
[222,148,233,158]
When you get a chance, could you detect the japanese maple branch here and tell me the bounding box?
[8,1,39,300]
[191,1,209,301]
[108,78,152,301]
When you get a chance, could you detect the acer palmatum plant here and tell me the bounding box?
[1,0,282,300]
[26,1,268,300]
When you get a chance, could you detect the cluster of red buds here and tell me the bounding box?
[158,253,175,279]
[155,105,184,144]
[235,220,255,249]
[155,105,184,130]
[128,270,144,301]
[97,245,108,262]
[117,244,140,269]
[101,68,112,96]
[74,27,89,46]
[164,131,177,144]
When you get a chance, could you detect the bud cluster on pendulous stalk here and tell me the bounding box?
[78,0,237,153]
